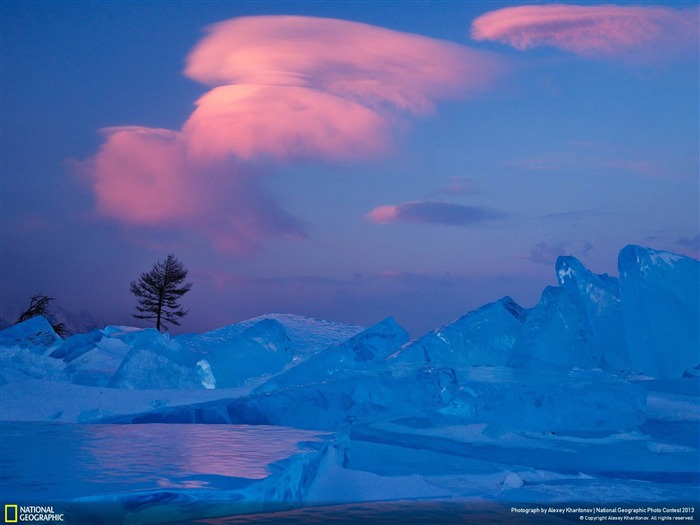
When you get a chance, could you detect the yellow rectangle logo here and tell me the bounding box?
[4,504,18,523]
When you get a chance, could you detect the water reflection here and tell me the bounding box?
[1,422,326,500]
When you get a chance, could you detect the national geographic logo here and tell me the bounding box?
[4,505,64,522]
[3,505,17,523]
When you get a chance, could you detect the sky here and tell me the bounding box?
[1,1,698,337]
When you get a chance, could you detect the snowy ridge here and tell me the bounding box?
[178,313,365,360]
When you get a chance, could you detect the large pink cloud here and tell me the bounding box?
[183,85,388,161]
[85,126,304,252]
[471,4,698,62]
[88,127,195,225]
[185,15,501,113]
[83,16,503,252]
[181,16,503,162]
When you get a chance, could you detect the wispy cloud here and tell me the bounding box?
[82,16,504,253]
[439,177,478,196]
[526,240,593,266]
[676,235,700,259]
[365,201,504,226]
[504,155,569,172]
[471,4,698,63]
[527,240,570,266]
[192,267,251,291]
[597,159,670,178]
[506,152,676,179]
[677,235,700,250]
[540,208,615,222]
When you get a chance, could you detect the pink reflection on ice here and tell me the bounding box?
[83,424,326,487]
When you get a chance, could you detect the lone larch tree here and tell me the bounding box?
[130,254,192,331]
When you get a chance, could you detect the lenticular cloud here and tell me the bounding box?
[366,201,502,226]
[183,85,388,161]
[185,16,498,114]
[471,4,698,62]
[83,15,502,252]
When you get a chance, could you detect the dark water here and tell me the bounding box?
[0,422,325,500]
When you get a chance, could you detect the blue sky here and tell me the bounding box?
[1,1,698,336]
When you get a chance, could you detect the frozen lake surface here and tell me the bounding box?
[1,420,697,524]
[1,422,326,501]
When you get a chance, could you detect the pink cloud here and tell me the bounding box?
[183,85,388,161]
[366,201,504,226]
[440,176,477,196]
[471,4,698,62]
[84,126,304,253]
[597,159,669,178]
[527,240,571,266]
[185,16,502,113]
[192,267,251,291]
[83,16,503,253]
[526,240,593,265]
[676,235,700,260]
[365,205,401,224]
[88,127,197,225]
[181,16,504,162]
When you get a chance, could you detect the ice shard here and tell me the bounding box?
[391,297,526,367]
[619,245,700,378]
[556,255,630,371]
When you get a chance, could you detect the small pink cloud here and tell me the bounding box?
[527,240,571,266]
[82,16,503,253]
[192,267,251,291]
[526,240,594,266]
[471,4,698,62]
[365,205,401,224]
[366,201,504,226]
[379,270,406,279]
[440,177,477,196]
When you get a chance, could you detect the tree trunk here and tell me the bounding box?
[156,290,164,331]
